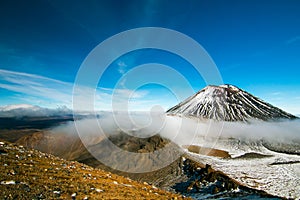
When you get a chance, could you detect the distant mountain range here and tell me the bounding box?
[0,104,71,118]
[167,84,297,121]
[0,104,74,131]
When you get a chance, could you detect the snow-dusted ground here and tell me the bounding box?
[186,138,300,199]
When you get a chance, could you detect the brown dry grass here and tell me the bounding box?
[183,145,231,158]
[0,140,189,199]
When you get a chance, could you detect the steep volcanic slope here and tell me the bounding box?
[0,140,187,199]
[167,84,297,121]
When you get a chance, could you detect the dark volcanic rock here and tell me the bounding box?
[262,140,300,155]
[233,152,273,159]
[172,158,282,199]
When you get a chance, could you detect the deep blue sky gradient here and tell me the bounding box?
[0,0,299,113]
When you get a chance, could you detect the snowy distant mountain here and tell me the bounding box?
[167,84,297,121]
[0,104,71,118]
[0,104,38,111]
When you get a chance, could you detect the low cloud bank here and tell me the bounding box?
[51,112,300,147]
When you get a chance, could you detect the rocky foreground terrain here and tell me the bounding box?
[0,140,187,200]
[1,135,282,200]
[9,130,284,199]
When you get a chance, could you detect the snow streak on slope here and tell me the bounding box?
[167,84,297,121]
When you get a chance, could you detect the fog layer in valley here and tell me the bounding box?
[52,112,300,148]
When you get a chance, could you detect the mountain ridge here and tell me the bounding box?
[167,84,297,121]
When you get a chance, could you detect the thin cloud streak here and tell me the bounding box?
[286,36,300,45]
[0,69,68,85]
[117,60,127,75]
[0,69,155,111]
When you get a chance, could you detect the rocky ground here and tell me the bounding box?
[0,140,189,200]
[11,130,285,199]
[173,157,282,199]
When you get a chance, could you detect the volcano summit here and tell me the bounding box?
[167,84,297,121]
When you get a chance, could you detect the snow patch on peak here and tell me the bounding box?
[205,84,240,94]
[219,84,240,91]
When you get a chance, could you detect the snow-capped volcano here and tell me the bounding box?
[167,84,297,121]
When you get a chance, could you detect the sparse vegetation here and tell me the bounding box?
[0,140,188,199]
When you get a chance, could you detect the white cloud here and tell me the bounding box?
[286,36,300,45]
[0,69,152,111]
[270,92,282,96]
[0,69,72,107]
[0,69,67,85]
[117,60,127,75]
[51,113,300,149]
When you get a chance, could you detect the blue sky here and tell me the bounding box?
[0,0,300,114]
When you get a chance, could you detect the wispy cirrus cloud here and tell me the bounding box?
[286,36,300,45]
[0,69,154,111]
[0,69,72,107]
[117,60,127,75]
